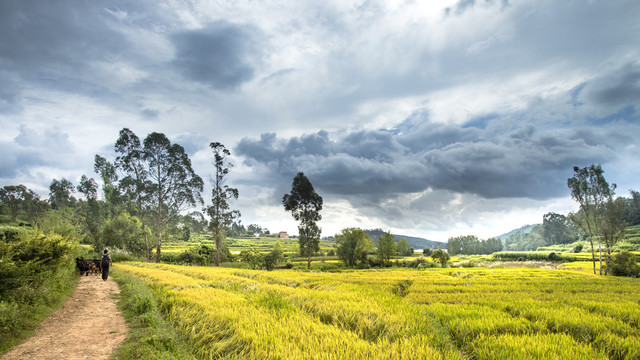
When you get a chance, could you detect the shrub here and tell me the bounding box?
[573,244,584,253]
[0,231,77,352]
[609,251,640,277]
[547,252,561,261]
[431,249,450,267]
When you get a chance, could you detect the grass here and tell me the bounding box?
[110,268,196,360]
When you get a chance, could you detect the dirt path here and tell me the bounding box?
[1,274,128,360]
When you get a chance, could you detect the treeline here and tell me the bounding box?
[446,235,503,256]
[333,228,448,268]
[504,190,640,252]
[0,128,235,265]
[227,222,272,238]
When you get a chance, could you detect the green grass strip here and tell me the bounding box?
[110,267,196,360]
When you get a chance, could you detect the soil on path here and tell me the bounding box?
[1,274,128,360]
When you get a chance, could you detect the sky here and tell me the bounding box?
[1,0,639,242]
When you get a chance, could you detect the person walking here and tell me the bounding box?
[101,249,112,281]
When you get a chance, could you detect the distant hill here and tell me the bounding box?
[363,229,446,250]
[495,224,538,241]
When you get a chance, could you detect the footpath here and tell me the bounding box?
[1,275,128,360]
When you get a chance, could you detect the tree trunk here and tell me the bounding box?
[598,244,603,275]
[142,222,150,260]
[156,230,162,263]
[589,237,596,275]
[215,232,221,267]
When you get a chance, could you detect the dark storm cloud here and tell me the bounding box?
[171,21,260,89]
[0,0,137,112]
[0,1,128,71]
[583,62,640,109]
[237,119,623,202]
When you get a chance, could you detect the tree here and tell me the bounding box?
[484,237,503,254]
[94,154,121,217]
[0,185,42,222]
[335,228,373,267]
[567,164,616,275]
[76,175,102,251]
[431,249,450,267]
[264,241,285,271]
[240,249,264,270]
[376,231,397,266]
[624,190,640,225]
[447,236,462,255]
[144,132,204,262]
[48,178,76,210]
[227,221,246,238]
[396,238,410,257]
[542,212,579,245]
[206,142,240,266]
[283,172,323,270]
[600,196,627,274]
[101,212,147,256]
[114,128,151,258]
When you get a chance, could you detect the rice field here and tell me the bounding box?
[162,236,336,256]
[116,262,640,359]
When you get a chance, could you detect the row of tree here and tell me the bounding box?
[446,235,503,256]
[227,222,271,238]
[0,128,241,267]
[333,228,426,268]
[567,165,630,275]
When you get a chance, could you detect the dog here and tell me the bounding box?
[75,257,91,276]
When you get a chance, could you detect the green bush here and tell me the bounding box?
[547,252,561,261]
[609,251,640,278]
[0,231,77,353]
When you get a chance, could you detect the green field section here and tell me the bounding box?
[117,262,640,359]
[162,236,336,256]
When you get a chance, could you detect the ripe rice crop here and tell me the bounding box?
[116,263,640,359]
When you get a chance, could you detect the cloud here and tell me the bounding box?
[170,21,260,89]
[582,62,640,111]
[237,116,627,203]
[445,0,509,16]
[0,125,77,179]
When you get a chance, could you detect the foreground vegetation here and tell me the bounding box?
[0,225,77,354]
[117,262,640,359]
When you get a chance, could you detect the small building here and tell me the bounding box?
[279,231,289,239]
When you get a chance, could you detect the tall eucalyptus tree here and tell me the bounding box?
[283,172,323,270]
[206,142,239,266]
[143,132,203,262]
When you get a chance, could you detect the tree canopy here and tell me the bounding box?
[283,172,323,270]
[335,228,373,268]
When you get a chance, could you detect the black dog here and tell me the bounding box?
[75,257,91,276]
